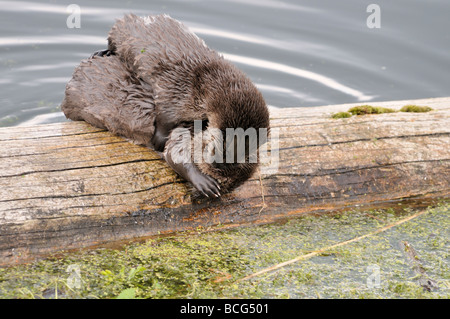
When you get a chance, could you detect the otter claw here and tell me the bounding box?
[192,173,221,198]
[164,150,221,198]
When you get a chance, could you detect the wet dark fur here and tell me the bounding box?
[61,14,270,197]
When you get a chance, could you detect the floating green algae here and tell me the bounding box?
[0,202,448,299]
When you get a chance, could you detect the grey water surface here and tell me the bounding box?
[0,0,449,126]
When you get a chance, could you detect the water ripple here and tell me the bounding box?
[256,84,323,104]
[225,0,318,13]
[0,35,106,46]
[0,1,129,16]
[223,53,373,102]
[190,26,272,47]
[18,112,65,126]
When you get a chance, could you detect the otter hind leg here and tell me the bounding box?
[90,49,115,59]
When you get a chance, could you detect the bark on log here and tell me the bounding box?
[1,97,449,266]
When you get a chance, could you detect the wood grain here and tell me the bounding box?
[1,97,449,266]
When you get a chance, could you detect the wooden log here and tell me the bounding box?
[1,97,449,266]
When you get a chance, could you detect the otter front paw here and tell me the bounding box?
[191,172,221,198]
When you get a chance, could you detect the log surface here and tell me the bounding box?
[1,97,449,266]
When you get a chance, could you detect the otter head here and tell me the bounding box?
[195,82,270,192]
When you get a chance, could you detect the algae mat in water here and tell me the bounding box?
[0,202,448,299]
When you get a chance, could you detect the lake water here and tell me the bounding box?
[1,0,449,127]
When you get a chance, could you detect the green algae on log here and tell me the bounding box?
[400,105,433,113]
[0,97,449,266]
[348,105,396,115]
[331,103,433,119]
[331,111,352,119]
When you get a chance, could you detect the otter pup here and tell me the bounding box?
[62,14,270,197]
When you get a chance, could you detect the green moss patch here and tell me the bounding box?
[331,104,433,119]
[348,105,396,115]
[1,202,448,299]
[400,105,433,113]
[331,112,352,119]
